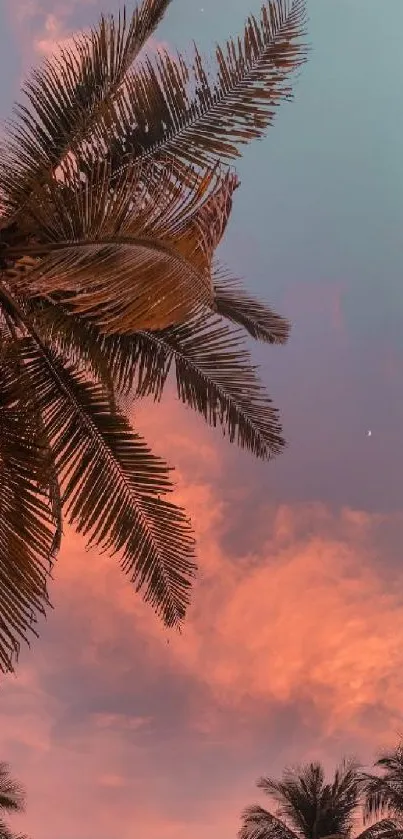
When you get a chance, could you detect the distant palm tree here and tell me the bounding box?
[239,761,401,839]
[362,742,403,823]
[0,762,26,839]
[0,0,308,672]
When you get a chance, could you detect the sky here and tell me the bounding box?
[0,0,403,837]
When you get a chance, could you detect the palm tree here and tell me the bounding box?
[0,762,27,839]
[0,0,308,672]
[362,742,403,824]
[239,761,401,839]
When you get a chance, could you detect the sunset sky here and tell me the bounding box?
[1,1,403,838]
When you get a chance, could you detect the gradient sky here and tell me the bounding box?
[1,1,403,838]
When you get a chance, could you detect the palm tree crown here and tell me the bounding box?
[0,0,308,672]
[362,742,403,823]
[239,761,401,839]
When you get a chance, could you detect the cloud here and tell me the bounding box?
[0,393,401,839]
[5,0,172,66]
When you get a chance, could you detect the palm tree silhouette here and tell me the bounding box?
[0,762,27,839]
[239,761,402,839]
[0,0,308,672]
[362,741,403,824]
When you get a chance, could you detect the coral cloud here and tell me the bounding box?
[0,397,402,839]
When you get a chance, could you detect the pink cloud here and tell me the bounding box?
[0,395,400,839]
[5,0,173,65]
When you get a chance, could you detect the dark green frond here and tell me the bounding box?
[213,264,290,344]
[239,805,299,839]
[105,0,308,174]
[18,338,196,627]
[0,0,173,213]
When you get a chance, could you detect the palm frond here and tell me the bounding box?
[0,342,57,672]
[0,764,26,814]
[17,337,196,627]
[111,311,285,458]
[0,820,27,839]
[0,0,173,213]
[361,744,403,823]
[104,0,308,175]
[25,297,118,411]
[258,765,323,839]
[239,805,299,839]
[213,264,290,344]
[10,160,229,333]
[26,298,169,401]
[257,761,361,839]
[357,820,403,839]
[362,777,403,823]
[26,293,286,458]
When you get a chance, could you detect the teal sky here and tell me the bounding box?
[0,2,403,839]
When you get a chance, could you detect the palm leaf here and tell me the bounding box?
[105,0,308,175]
[17,337,196,627]
[213,264,290,344]
[109,312,285,459]
[257,761,362,839]
[357,821,403,839]
[361,745,403,823]
[0,823,27,839]
[10,160,228,333]
[0,0,173,213]
[0,342,57,672]
[25,297,118,411]
[25,293,286,458]
[0,764,25,814]
[362,776,399,822]
[239,805,299,839]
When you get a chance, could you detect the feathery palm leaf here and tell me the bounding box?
[358,823,403,839]
[0,762,27,839]
[239,760,390,839]
[257,761,361,839]
[105,0,308,176]
[8,160,236,333]
[25,297,117,410]
[362,744,403,823]
[0,342,57,671]
[16,335,196,627]
[0,763,25,814]
[132,312,286,457]
[213,264,290,344]
[239,805,299,839]
[24,297,286,458]
[0,0,173,214]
